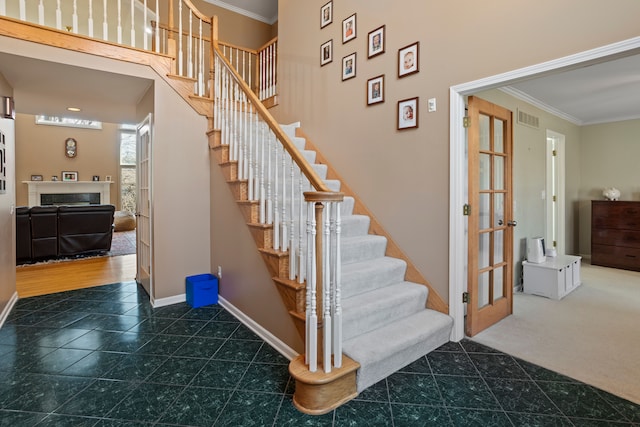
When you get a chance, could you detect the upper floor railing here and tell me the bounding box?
[0,0,277,101]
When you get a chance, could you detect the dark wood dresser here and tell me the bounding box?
[591,200,640,271]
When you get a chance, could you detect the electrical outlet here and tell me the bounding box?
[217,265,222,279]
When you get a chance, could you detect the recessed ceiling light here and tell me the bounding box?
[67,107,81,112]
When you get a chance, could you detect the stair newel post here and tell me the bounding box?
[306,201,318,372]
[322,201,333,373]
[332,201,343,368]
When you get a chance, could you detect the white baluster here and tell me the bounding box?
[72,0,78,33]
[142,0,147,50]
[0,1,7,17]
[247,104,255,200]
[323,202,332,373]
[332,201,343,368]
[187,12,192,78]
[102,0,108,41]
[56,0,61,30]
[117,0,122,44]
[154,0,159,52]
[281,149,288,252]
[88,0,94,38]
[178,1,183,76]
[289,161,297,280]
[198,19,204,96]
[38,0,44,25]
[266,131,273,225]
[259,124,266,224]
[298,175,306,283]
[273,144,280,250]
[129,0,135,47]
[19,0,26,21]
[307,201,317,372]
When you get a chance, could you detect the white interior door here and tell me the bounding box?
[546,130,565,255]
[136,114,152,296]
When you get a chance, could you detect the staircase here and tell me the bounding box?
[210,117,453,413]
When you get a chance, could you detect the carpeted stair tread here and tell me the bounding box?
[342,282,429,341]
[313,163,328,179]
[341,257,407,298]
[340,215,371,237]
[341,234,388,264]
[343,309,454,391]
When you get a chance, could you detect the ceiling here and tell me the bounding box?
[205,0,278,24]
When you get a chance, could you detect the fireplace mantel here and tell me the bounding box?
[23,181,113,206]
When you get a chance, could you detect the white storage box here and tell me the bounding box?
[522,255,581,300]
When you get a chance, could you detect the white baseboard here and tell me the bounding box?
[218,295,299,361]
[152,293,186,308]
[0,291,19,329]
[149,293,299,361]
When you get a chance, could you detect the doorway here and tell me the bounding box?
[449,37,640,341]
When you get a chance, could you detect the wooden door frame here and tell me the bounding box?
[448,37,640,341]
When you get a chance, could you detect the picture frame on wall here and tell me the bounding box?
[321,39,333,66]
[62,171,78,182]
[342,53,356,81]
[398,42,419,78]
[368,25,385,59]
[321,1,332,28]
[367,75,384,105]
[342,13,357,44]
[397,97,419,130]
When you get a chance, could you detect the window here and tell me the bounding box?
[35,115,102,129]
[120,126,137,213]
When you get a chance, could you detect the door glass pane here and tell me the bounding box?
[478,271,489,309]
[479,232,490,269]
[493,266,504,301]
[494,155,504,190]
[494,193,504,227]
[479,193,490,230]
[479,153,490,190]
[493,118,504,153]
[494,230,504,264]
[480,114,490,151]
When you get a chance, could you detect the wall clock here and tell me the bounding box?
[65,137,77,158]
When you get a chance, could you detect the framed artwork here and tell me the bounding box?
[321,39,333,66]
[398,42,419,78]
[105,175,112,182]
[30,174,43,181]
[92,175,100,181]
[398,97,419,130]
[342,13,356,44]
[342,53,356,81]
[367,75,384,105]
[368,25,385,58]
[321,1,332,28]
[62,171,78,182]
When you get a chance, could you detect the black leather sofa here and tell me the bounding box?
[16,204,115,264]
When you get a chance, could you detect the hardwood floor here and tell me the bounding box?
[16,254,137,298]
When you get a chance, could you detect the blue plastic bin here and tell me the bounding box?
[186,274,218,308]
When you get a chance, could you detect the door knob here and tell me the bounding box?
[507,220,517,227]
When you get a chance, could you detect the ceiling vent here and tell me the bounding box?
[517,109,540,129]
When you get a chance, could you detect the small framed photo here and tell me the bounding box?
[342,53,356,81]
[62,171,78,181]
[105,175,112,182]
[320,1,332,28]
[367,75,384,105]
[398,42,419,78]
[398,97,419,130]
[342,13,356,44]
[321,40,333,66]
[30,174,43,181]
[92,175,100,181]
[368,25,385,58]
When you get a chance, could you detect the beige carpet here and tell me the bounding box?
[472,261,640,405]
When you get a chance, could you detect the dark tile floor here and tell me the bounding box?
[0,281,638,426]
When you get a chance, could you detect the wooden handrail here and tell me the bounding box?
[212,18,339,199]
[219,40,257,55]
[257,36,278,52]
[181,0,212,23]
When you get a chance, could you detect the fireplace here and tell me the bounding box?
[24,180,113,206]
